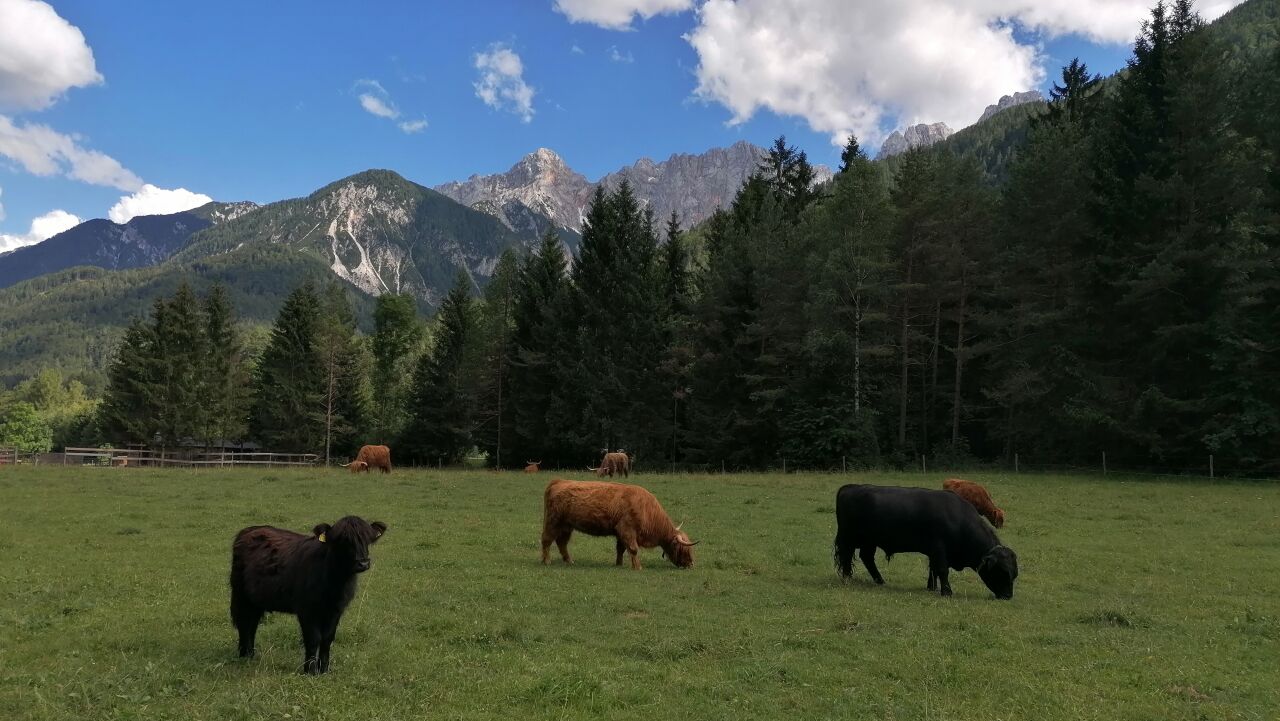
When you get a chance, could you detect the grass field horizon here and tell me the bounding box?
[2,467,1277,720]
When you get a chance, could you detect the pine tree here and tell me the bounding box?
[315,283,367,464]
[509,229,569,466]
[370,294,421,441]
[201,284,251,446]
[402,274,477,465]
[151,284,205,450]
[98,319,157,443]
[473,249,520,467]
[251,283,324,453]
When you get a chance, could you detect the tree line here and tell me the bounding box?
[58,1,1278,471]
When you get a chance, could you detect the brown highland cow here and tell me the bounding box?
[350,445,392,474]
[942,478,1006,528]
[541,479,696,570]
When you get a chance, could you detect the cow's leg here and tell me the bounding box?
[617,530,641,570]
[555,530,574,564]
[926,564,937,591]
[299,616,322,674]
[540,525,556,564]
[859,547,885,584]
[615,537,626,566]
[230,593,262,658]
[318,614,341,673]
[929,552,952,597]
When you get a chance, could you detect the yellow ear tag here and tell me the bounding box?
[318,533,326,543]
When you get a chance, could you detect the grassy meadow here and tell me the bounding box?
[0,466,1276,720]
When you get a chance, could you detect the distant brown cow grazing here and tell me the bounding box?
[524,460,542,473]
[229,516,387,674]
[347,460,368,473]
[353,445,392,474]
[541,479,697,570]
[589,451,631,478]
[943,478,1005,528]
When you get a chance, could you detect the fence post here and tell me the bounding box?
[1014,453,1019,474]
[1102,451,1107,476]
[921,455,927,474]
[842,456,847,473]
[721,460,725,474]
[782,458,787,474]
[1209,454,1214,479]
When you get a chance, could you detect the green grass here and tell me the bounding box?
[1,468,1277,720]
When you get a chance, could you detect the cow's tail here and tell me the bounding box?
[833,526,856,580]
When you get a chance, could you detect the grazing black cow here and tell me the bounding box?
[229,516,387,673]
[833,484,1018,599]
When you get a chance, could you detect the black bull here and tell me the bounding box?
[834,484,1018,599]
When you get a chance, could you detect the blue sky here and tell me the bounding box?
[0,0,1241,251]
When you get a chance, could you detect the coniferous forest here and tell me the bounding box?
[3,1,1277,474]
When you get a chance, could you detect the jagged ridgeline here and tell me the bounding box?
[0,170,544,386]
[174,170,532,305]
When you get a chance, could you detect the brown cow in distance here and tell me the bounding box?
[524,460,542,473]
[590,451,631,478]
[541,479,697,570]
[351,445,392,474]
[942,478,1005,528]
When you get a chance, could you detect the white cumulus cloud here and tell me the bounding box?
[554,0,694,30]
[0,208,82,253]
[397,119,428,134]
[108,184,213,224]
[474,44,535,123]
[0,114,143,190]
[685,0,1246,146]
[0,0,103,111]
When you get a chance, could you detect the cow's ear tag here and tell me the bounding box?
[318,533,326,543]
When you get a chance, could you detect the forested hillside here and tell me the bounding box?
[2,0,1276,474]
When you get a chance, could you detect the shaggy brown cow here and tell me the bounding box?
[942,478,1005,528]
[589,451,631,478]
[347,460,368,473]
[541,479,696,570]
[230,516,387,673]
[524,460,542,473]
[353,445,392,474]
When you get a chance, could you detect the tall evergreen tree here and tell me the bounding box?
[315,283,367,463]
[251,283,324,453]
[370,294,421,442]
[473,249,520,467]
[98,319,157,443]
[151,284,205,449]
[509,229,569,466]
[402,274,477,465]
[201,284,251,446]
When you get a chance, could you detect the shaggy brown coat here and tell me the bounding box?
[348,460,368,473]
[353,445,392,474]
[524,461,541,473]
[591,451,631,478]
[942,478,1005,528]
[541,479,696,570]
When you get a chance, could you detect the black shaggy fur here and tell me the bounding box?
[229,516,386,673]
[833,484,1017,599]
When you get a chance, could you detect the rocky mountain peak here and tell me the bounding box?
[878,122,955,159]
[978,90,1045,123]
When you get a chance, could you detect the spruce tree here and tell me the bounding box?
[473,249,520,467]
[509,229,569,466]
[251,283,324,453]
[315,283,367,463]
[98,319,157,443]
[370,294,421,441]
[201,284,251,446]
[401,274,477,465]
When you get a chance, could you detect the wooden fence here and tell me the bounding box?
[0,447,17,465]
[61,447,319,467]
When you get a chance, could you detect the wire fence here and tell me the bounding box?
[59,447,319,468]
